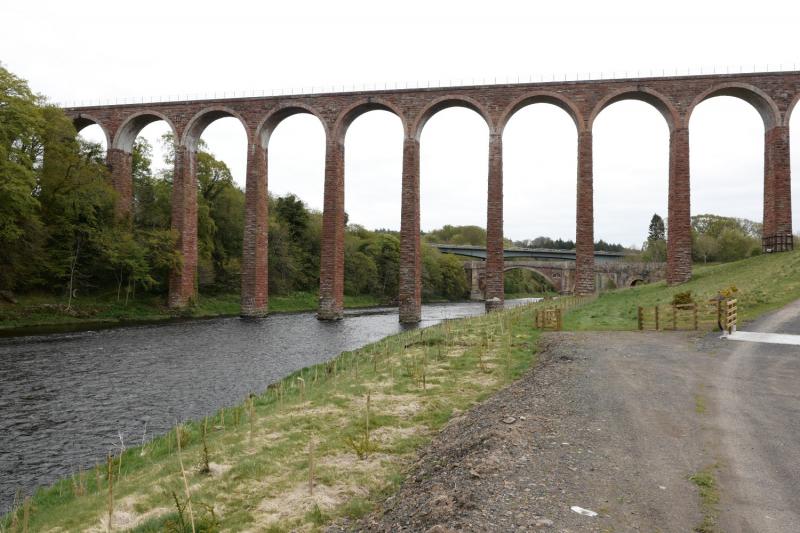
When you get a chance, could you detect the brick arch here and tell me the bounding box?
[589,87,679,132]
[72,113,112,148]
[113,110,178,152]
[782,91,800,127]
[334,98,407,142]
[498,91,583,134]
[181,106,249,150]
[412,95,493,140]
[256,103,328,149]
[687,82,781,130]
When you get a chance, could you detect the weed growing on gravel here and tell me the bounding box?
[689,465,720,533]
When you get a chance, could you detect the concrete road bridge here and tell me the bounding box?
[64,70,798,322]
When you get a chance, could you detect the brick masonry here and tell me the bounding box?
[399,137,422,323]
[66,71,799,319]
[240,142,268,316]
[485,133,505,311]
[667,128,692,284]
[106,148,133,220]
[167,145,198,308]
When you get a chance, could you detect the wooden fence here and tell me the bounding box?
[531,294,595,332]
[534,308,562,331]
[637,299,738,332]
[724,299,738,333]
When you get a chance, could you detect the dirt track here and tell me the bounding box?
[330,311,800,532]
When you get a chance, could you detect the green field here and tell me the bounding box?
[565,250,800,330]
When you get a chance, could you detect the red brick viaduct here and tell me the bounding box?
[65,71,798,323]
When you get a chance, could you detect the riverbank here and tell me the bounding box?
[0,298,587,531]
[0,291,554,337]
[565,250,800,330]
[0,292,382,336]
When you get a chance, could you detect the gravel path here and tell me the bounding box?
[328,302,800,533]
[331,331,720,532]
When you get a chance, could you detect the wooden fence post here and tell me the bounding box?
[654,305,660,330]
[693,304,698,330]
[672,305,677,330]
[637,306,643,330]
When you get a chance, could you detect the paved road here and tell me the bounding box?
[715,299,800,533]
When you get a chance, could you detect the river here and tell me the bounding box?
[0,299,537,513]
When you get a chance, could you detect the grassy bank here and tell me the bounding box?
[0,299,588,532]
[564,250,800,331]
[0,292,383,332]
[503,291,558,300]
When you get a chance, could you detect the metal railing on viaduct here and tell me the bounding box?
[64,71,799,323]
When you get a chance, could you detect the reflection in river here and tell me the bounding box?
[0,299,538,512]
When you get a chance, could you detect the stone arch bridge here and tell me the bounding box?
[464,260,665,300]
[65,70,799,322]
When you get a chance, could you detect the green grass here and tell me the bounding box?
[689,465,720,532]
[503,291,559,300]
[0,291,383,332]
[564,250,800,331]
[1,299,583,531]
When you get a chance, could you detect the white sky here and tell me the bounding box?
[2,0,799,246]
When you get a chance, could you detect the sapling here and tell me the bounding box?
[22,496,30,533]
[308,439,315,496]
[117,432,125,478]
[199,418,211,475]
[248,397,256,442]
[106,453,113,533]
[175,425,196,533]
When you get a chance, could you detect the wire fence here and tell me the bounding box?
[57,63,800,108]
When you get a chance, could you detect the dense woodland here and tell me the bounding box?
[0,65,474,305]
[1,65,786,311]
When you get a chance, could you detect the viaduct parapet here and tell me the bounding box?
[65,71,799,322]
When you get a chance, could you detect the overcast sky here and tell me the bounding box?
[2,0,799,246]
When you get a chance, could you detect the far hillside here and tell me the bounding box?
[565,250,800,330]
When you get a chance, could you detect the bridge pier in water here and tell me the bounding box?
[167,144,199,308]
[485,133,505,312]
[240,141,269,317]
[318,138,346,320]
[399,137,422,323]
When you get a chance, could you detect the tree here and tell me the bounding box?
[0,65,46,289]
[694,234,719,264]
[690,214,761,263]
[648,214,665,242]
[437,254,469,300]
[642,238,667,262]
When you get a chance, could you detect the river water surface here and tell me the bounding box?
[0,299,536,513]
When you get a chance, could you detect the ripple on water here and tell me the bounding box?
[0,299,539,512]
